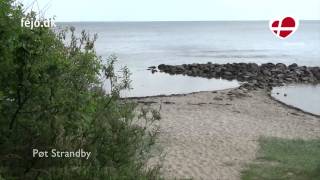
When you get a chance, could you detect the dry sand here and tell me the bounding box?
[136,88,320,180]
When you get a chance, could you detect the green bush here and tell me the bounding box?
[0,0,161,179]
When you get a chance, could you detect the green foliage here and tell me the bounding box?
[242,137,320,180]
[0,0,161,179]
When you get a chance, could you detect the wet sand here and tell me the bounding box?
[137,88,320,180]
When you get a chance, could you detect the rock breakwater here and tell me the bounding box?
[157,63,320,90]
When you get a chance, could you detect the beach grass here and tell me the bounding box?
[242,137,320,180]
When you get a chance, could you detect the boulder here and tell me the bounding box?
[288,63,298,70]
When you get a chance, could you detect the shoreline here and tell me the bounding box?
[142,62,320,117]
[128,86,320,117]
[124,87,238,100]
[268,92,320,118]
[135,87,320,180]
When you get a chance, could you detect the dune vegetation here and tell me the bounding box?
[0,0,161,179]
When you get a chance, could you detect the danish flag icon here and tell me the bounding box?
[269,17,299,39]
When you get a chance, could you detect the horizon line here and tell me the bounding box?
[56,19,320,23]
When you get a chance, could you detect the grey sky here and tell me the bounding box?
[20,0,320,22]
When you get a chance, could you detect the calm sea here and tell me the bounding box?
[58,21,320,97]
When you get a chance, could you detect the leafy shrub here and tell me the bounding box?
[0,0,161,179]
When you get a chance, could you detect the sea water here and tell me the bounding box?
[58,21,320,97]
[272,85,320,116]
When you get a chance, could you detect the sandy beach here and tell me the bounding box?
[137,88,320,180]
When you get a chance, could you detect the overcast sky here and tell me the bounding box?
[20,0,320,22]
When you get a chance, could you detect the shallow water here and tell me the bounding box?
[103,73,239,97]
[271,85,320,115]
